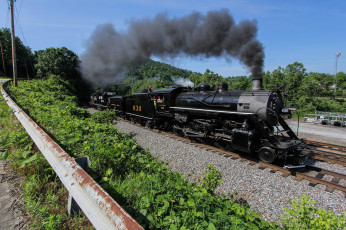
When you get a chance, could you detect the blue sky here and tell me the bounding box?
[1,0,345,77]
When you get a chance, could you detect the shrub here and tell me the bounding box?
[282,194,346,229]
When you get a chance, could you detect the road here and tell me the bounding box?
[286,119,346,146]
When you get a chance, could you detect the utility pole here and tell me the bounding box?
[0,41,6,76]
[335,52,342,97]
[9,0,18,87]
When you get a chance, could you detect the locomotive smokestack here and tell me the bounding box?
[81,10,264,86]
[252,72,263,91]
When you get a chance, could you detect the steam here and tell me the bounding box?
[81,9,264,86]
[173,78,194,87]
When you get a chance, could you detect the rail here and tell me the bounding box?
[1,80,143,230]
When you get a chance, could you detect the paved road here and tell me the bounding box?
[0,79,10,83]
[286,119,346,146]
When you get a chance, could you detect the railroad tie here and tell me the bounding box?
[331,177,341,184]
[315,173,325,180]
[325,187,335,193]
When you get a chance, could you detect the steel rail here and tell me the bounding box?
[305,140,346,152]
[313,154,346,167]
[1,81,143,230]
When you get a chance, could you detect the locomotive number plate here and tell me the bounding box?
[133,105,142,112]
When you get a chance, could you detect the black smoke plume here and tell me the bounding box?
[81,9,264,86]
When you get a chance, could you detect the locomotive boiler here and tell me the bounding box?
[170,82,304,164]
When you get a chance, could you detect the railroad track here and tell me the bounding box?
[120,118,346,197]
[305,140,346,166]
[305,140,346,152]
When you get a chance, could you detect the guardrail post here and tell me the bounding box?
[68,156,89,215]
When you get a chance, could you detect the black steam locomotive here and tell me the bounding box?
[91,80,309,165]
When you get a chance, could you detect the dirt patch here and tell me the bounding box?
[0,160,31,230]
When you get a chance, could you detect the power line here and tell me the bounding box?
[17,0,23,15]
[13,0,35,75]
[5,0,10,28]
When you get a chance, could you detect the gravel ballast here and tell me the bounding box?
[114,120,345,222]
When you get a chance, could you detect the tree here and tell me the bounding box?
[263,62,306,105]
[226,76,251,90]
[298,72,334,98]
[263,67,285,90]
[282,62,307,104]
[336,71,346,97]
[0,27,35,78]
[188,72,203,87]
[35,47,80,80]
[188,69,223,88]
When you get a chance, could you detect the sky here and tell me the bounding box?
[0,0,345,78]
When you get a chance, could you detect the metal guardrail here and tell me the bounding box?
[1,80,143,230]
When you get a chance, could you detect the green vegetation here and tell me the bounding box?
[127,59,192,81]
[2,76,275,229]
[0,28,35,79]
[0,82,92,229]
[2,77,344,229]
[263,62,346,114]
[34,47,80,81]
[282,195,345,229]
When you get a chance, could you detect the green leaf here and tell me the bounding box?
[187,198,195,207]
[105,168,113,176]
[0,150,10,160]
[195,211,203,218]
[208,223,216,230]
[20,154,39,168]
[139,209,147,216]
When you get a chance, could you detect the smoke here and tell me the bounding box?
[81,9,264,86]
[173,78,194,87]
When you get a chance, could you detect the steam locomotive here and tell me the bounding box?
[91,79,309,166]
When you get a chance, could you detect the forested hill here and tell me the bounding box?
[126,59,194,82]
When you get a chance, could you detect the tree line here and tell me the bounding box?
[126,61,345,113]
[1,27,344,113]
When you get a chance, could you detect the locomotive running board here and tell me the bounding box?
[126,113,153,120]
[170,107,255,115]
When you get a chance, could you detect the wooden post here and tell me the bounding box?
[9,0,18,87]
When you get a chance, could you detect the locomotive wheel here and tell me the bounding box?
[258,147,276,163]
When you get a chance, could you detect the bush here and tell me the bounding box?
[282,195,346,229]
[201,165,223,194]
[90,109,116,124]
